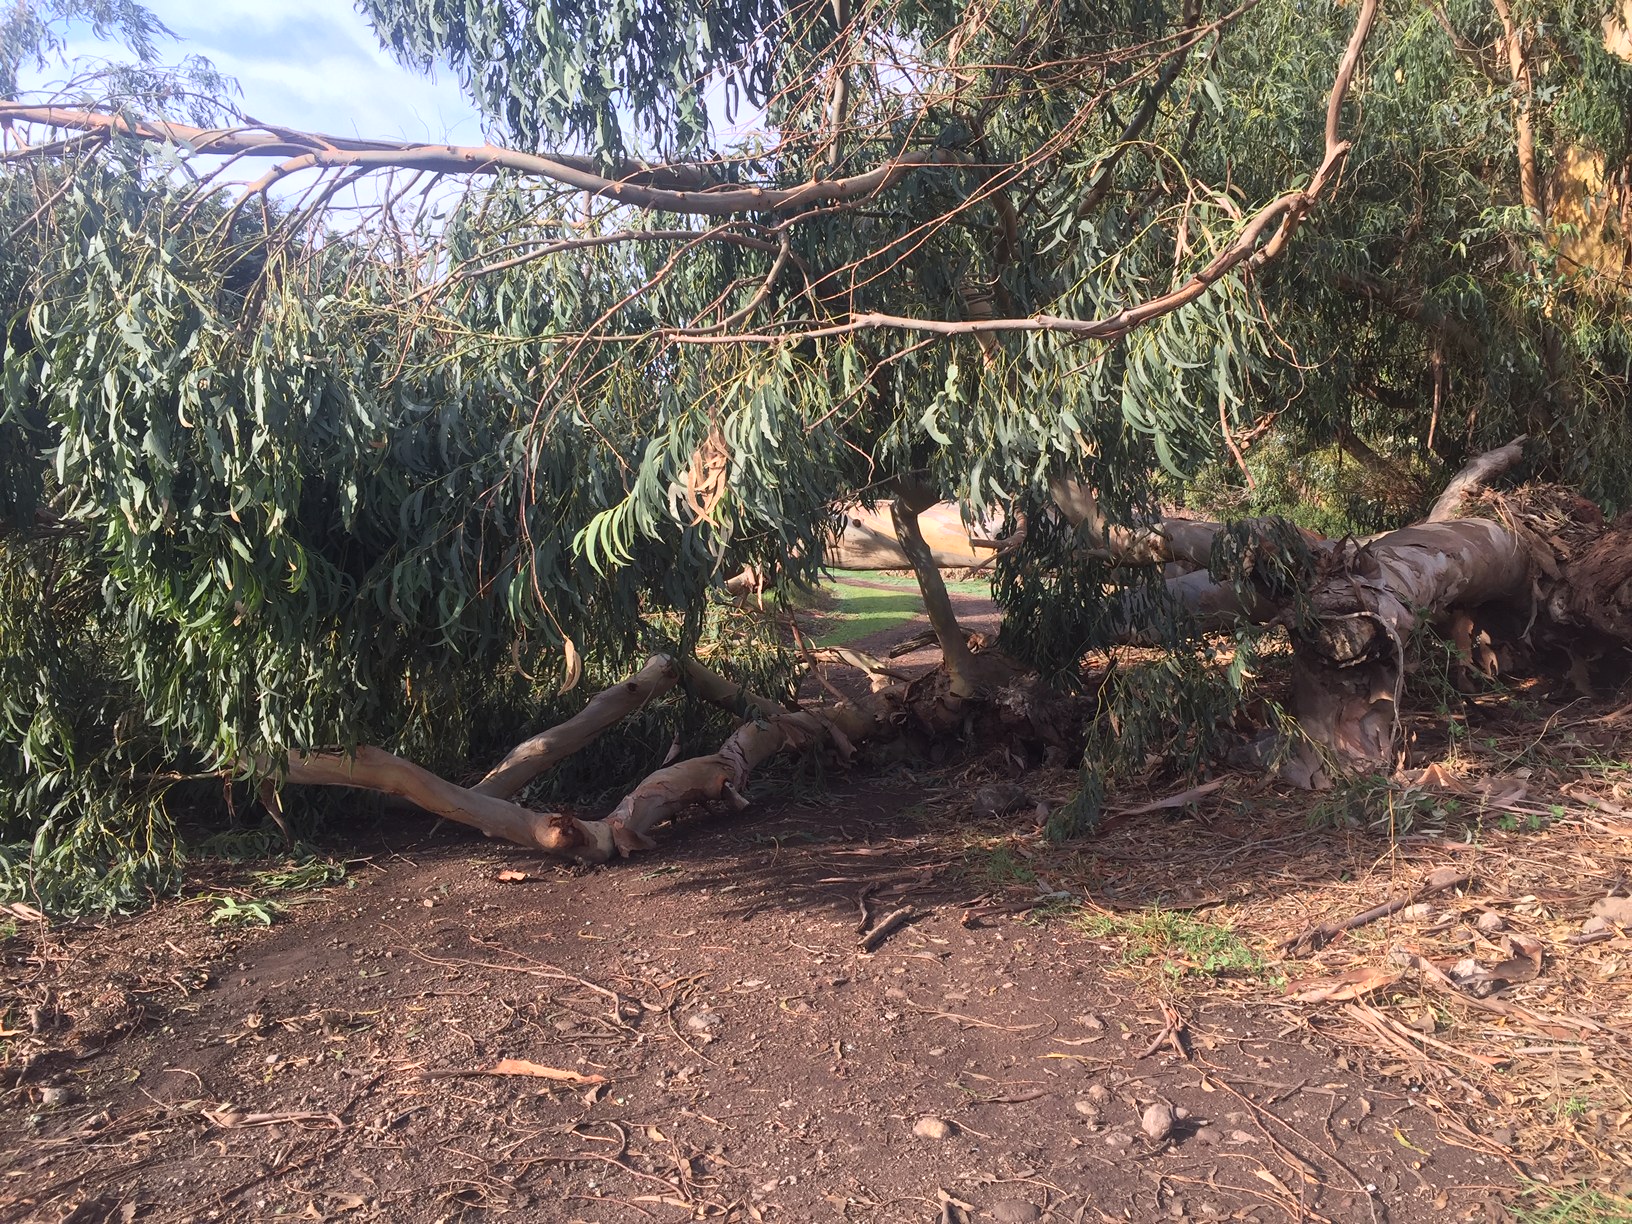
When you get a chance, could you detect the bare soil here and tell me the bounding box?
[4,790,1524,1224]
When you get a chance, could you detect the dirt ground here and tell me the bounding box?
[4,598,1632,1224]
[2,796,1511,1224]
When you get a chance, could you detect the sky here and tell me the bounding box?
[21,0,486,145]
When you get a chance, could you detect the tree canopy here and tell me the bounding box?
[1,0,1629,908]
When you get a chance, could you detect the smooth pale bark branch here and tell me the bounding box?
[1425,436,1528,521]
[1490,0,1543,223]
[0,103,961,217]
[472,654,682,798]
[592,700,886,860]
[286,746,616,860]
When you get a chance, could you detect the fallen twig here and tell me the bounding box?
[1137,1002,1189,1059]
[855,883,877,934]
[1282,866,1472,954]
[858,906,915,952]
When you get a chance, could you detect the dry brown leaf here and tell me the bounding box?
[1406,763,1460,790]
[1,901,45,923]
[1593,895,1632,926]
[1483,933,1545,984]
[1253,1168,1295,1197]
[485,1058,606,1085]
[493,870,530,883]
[1286,965,1402,1004]
[1477,775,1530,807]
[559,636,583,695]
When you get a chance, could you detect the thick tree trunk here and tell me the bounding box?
[1291,518,1534,771]
[890,482,1022,699]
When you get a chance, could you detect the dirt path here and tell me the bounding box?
[2,791,1510,1224]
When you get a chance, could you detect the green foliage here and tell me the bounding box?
[1310,773,1461,836]
[205,894,280,927]
[249,857,346,893]
[1510,1186,1632,1224]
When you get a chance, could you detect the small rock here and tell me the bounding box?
[1401,903,1434,920]
[1085,1083,1112,1106]
[913,1116,954,1140]
[1074,1100,1101,1121]
[1489,1127,1514,1148]
[1142,1102,1177,1143]
[989,1200,1042,1224]
[1195,1125,1221,1146]
[1475,911,1506,934]
[1582,916,1610,935]
[1103,1131,1135,1149]
[1173,1106,1191,1121]
[1592,895,1632,926]
[684,1010,720,1033]
[38,1085,80,1107]
[1228,1129,1256,1144]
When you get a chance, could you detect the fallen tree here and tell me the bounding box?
[6,0,1632,908]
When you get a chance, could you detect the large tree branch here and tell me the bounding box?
[0,102,960,217]
[2,0,1375,338]
[1425,436,1527,521]
[472,654,682,798]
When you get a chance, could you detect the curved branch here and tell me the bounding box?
[1425,436,1527,521]
[472,654,682,798]
[0,103,960,217]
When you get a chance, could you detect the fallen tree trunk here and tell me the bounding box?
[276,441,1618,863]
[1290,517,1535,771]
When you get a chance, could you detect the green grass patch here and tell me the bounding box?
[833,573,993,597]
[809,575,991,647]
[1074,906,1271,980]
[966,842,1037,887]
